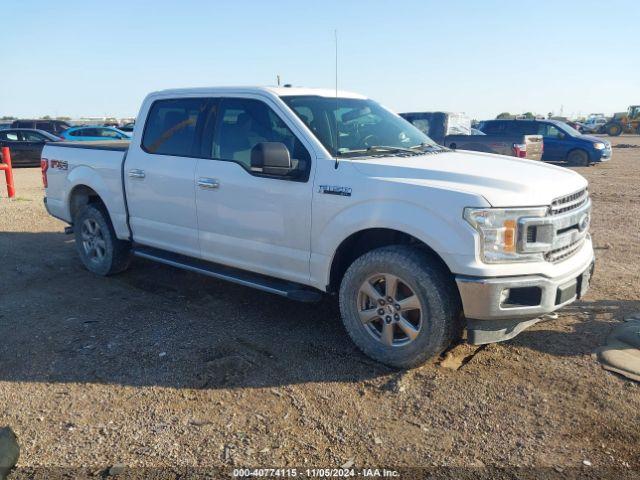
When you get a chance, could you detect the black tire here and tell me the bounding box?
[73,203,131,276]
[606,123,623,136]
[567,149,589,167]
[338,245,461,368]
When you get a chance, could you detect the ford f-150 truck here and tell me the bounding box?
[42,87,595,368]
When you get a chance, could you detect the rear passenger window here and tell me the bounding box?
[212,98,310,172]
[142,98,210,156]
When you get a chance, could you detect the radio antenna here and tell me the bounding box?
[334,29,340,169]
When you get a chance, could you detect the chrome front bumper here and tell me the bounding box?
[456,251,595,322]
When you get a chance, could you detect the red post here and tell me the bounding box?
[0,146,15,198]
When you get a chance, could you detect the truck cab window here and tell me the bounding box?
[142,98,210,156]
[211,98,310,173]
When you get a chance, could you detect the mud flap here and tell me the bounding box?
[467,317,541,345]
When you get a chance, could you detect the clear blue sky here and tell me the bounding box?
[2,0,638,120]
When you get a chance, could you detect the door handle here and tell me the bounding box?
[197,177,220,189]
[128,169,145,179]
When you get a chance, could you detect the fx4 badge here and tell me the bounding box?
[319,185,352,197]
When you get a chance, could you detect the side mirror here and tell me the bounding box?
[251,142,292,175]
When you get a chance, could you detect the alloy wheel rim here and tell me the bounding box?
[81,218,106,264]
[357,273,423,347]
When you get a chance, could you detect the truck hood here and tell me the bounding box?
[350,150,588,207]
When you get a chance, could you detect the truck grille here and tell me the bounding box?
[519,188,591,264]
[550,188,589,215]
[546,189,590,263]
[545,237,586,263]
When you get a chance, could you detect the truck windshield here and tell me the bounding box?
[281,95,443,158]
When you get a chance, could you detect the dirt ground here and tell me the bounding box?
[1,135,639,478]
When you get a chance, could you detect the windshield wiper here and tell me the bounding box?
[337,144,444,157]
[336,146,415,157]
[367,145,418,154]
[410,142,447,152]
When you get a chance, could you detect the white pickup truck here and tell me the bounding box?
[42,87,595,368]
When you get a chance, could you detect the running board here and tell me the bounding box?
[132,246,322,303]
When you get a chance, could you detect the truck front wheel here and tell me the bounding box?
[338,246,461,368]
[74,204,131,276]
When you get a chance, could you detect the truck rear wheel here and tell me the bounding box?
[74,204,131,276]
[338,246,460,368]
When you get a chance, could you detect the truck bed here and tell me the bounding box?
[50,140,130,151]
[42,141,130,240]
[445,134,543,161]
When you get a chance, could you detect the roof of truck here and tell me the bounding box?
[151,86,367,99]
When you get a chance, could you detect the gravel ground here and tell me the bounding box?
[0,135,639,478]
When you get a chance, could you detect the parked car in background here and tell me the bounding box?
[11,119,71,135]
[477,119,611,166]
[0,122,12,130]
[42,86,595,368]
[580,117,607,134]
[60,126,131,141]
[0,128,61,166]
[119,122,135,133]
[401,111,543,160]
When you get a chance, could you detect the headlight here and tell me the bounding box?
[593,142,605,150]
[464,207,548,263]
